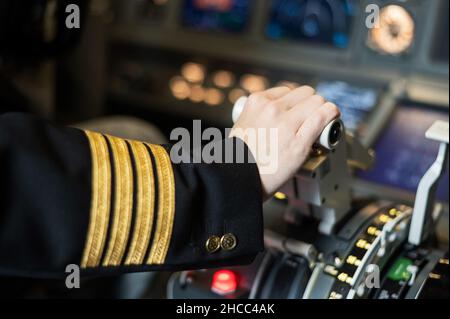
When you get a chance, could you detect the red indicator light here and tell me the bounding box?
[211,270,238,295]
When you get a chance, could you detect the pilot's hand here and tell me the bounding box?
[230,86,340,200]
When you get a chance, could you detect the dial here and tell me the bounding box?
[369,5,415,55]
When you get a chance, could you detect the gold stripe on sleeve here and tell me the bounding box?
[81,131,112,269]
[102,135,134,267]
[124,141,156,265]
[146,144,176,265]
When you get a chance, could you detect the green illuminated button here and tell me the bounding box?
[388,257,414,281]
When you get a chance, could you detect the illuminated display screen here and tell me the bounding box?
[182,0,251,33]
[266,0,354,48]
[358,103,449,202]
[316,81,378,131]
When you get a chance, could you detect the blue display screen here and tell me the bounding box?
[316,81,378,132]
[182,0,251,33]
[358,103,449,203]
[266,0,354,48]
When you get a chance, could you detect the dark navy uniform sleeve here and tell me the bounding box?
[0,113,264,278]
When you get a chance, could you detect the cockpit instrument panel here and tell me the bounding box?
[182,0,251,33]
[266,0,354,48]
[316,81,378,132]
[358,102,449,203]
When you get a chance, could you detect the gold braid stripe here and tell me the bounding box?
[146,144,176,265]
[81,132,112,268]
[124,141,156,265]
[102,135,134,267]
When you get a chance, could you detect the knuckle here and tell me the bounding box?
[324,102,341,117]
[266,102,280,116]
[300,85,316,96]
[312,94,326,105]
[315,107,328,123]
[277,85,292,92]
[269,100,284,110]
[248,92,265,105]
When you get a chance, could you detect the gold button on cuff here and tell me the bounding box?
[221,233,237,251]
[206,235,221,253]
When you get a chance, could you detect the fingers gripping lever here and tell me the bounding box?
[233,96,344,150]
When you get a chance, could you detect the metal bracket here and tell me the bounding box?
[408,121,449,246]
